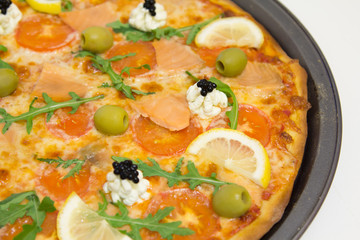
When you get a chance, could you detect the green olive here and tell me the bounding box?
[212,184,252,218]
[94,105,129,135]
[215,48,248,77]
[81,26,113,53]
[0,68,19,97]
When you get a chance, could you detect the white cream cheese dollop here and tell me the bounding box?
[186,83,228,119]
[103,170,151,206]
[128,2,167,32]
[0,3,22,35]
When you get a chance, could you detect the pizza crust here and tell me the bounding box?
[208,1,309,239]
[0,1,310,239]
[231,63,308,240]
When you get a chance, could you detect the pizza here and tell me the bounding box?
[0,0,311,239]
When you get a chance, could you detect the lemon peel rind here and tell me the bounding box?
[195,17,264,49]
[186,128,270,188]
[57,192,131,240]
[26,0,61,14]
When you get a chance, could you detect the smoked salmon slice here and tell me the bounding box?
[131,93,190,131]
[236,62,283,88]
[59,2,119,32]
[152,39,204,71]
[32,63,88,102]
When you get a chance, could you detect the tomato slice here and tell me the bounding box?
[142,188,220,240]
[208,104,271,146]
[0,216,32,240]
[195,47,227,67]
[40,211,58,236]
[0,211,58,239]
[15,14,75,52]
[106,41,156,76]
[36,164,90,201]
[46,106,93,140]
[131,116,202,156]
[237,104,271,146]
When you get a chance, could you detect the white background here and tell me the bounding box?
[277,0,360,239]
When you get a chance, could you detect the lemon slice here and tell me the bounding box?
[57,192,131,240]
[195,17,264,49]
[186,128,270,188]
[26,0,61,14]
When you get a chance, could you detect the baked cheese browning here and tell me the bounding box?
[0,0,310,239]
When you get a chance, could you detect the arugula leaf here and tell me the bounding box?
[209,77,239,129]
[136,158,231,194]
[0,92,104,134]
[37,157,85,180]
[184,71,199,82]
[0,191,56,240]
[185,71,239,130]
[0,44,13,70]
[107,14,221,44]
[61,0,73,12]
[0,191,34,211]
[0,45,7,52]
[75,51,153,99]
[97,192,194,240]
[107,22,184,43]
[112,156,130,162]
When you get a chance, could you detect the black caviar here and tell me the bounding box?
[143,0,156,16]
[197,79,217,97]
[0,0,12,15]
[113,160,140,183]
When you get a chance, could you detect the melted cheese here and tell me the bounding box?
[0,0,307,239]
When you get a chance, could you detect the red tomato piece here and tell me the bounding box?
[106,41,156,76]
[237,104,271,146]
[36,164,90,201]
[142,188,221,240]
[0,211,58,239]
[195,47,227,67]
[40,211,58,236]
[15,14,75,52]
[131,116,202,156]
[0,216,33,240]
[208,104,271,146]
[46,106,93,140]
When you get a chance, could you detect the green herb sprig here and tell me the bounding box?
[0,191,56,240]
[107,14,221,44]
[0,45,13,70]
[97,192,194,240]
[209,77,239,129]
[185,71,239,129]
[107,22,183,42]
[0,92,104,134]
[37,157,85,180]
[113,157,231,194]
[61,0,73,12]
[75,51,153,99]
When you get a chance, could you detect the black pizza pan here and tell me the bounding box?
[230,0,342,239]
